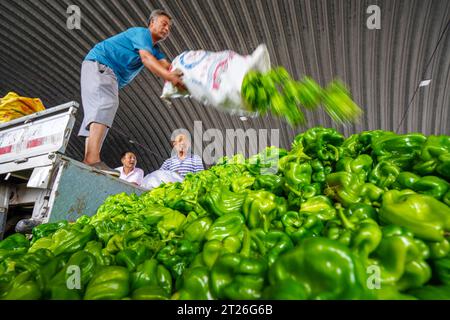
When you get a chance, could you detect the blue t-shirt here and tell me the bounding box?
[85,27,166,88]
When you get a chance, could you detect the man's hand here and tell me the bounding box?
[167,69,186,91]
[139,50,186,91]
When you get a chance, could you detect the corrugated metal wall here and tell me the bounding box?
[0,0,449,173]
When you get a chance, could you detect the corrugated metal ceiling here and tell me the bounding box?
[0,0,449,173]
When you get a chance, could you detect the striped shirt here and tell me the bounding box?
[160,154,204,177]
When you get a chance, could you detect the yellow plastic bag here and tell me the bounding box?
[0,92,46,123]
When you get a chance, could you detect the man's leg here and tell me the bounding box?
[83,122,108,165]
[78,61,120,176]
[82,122,119,176]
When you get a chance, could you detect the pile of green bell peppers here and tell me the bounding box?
[0,127,449,300]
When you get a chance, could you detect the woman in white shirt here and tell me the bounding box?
[115,151,144,186]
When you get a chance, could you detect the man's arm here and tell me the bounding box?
[139,50,184,89]
[159,59,172,70]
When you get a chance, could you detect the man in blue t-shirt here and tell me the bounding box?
[78,9,184,176]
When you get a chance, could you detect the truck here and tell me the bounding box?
[0,101,146,240]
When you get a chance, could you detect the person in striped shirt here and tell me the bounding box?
[160,133,204,177]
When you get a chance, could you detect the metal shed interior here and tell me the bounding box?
[0,0,449,173]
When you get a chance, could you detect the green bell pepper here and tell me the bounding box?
[210,253,267,300]
[394,171,421,189]
[156,210,187,240]
[243,190,287,231]
[182,216,213,242]
[294,127,344,162]
[84,266,130,300]
[325,171,362,206]
[311,163,327,184]
[299,195,336,221]
[201,236,243,269]
[379,190,450,241]
[413,135,450,179]
[368,161,401,189]
[47,251,96,299]
[31,221,69,244]
[324,205,382,259]
[115,246,150,272]
[0,233,30,262]
[201,184,246,217]
[5,248,54,274]
[262,279,308,300]
[205,213,245,242]
[372,285,417,300]
[253,174,285,196]
[341,133,365,158]
[346,203,378,221]
[231,174,255,193]
[432,257,450,285]
[131,286,169,300]
[35,224,96,256]
[412,176,449,200]
[266,237,371,299]
[322,80,363,124]
[174,266,214,300]
[130,259,172,296]
[407,285,450,300]
[84,241,114,266]
[395,172,449,200]
[104,234,125,254]
[426,239,449,259]
[443,190,450,206]
[372,225,432,290]
[156,239,200,279]
[370,132,427,169]
[336,154,373,182]
[436,152,450,180]
[1,271,42,300]
[249,229,293,266]
[284,162,312,190]
[281,211,324,244]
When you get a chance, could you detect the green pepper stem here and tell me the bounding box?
[336,204,356,230]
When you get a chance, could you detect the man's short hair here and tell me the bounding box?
[148,9,172,26]
[121,151,135,159]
